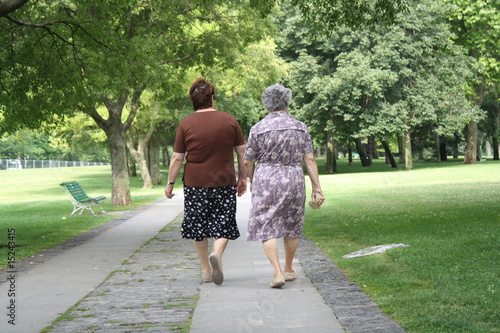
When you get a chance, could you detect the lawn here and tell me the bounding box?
[304,158,499,332]
[0,159,498,332]
[0,165,167,268]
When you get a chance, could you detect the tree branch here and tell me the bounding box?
[160,52,198,64]
[4,15,110,49]
[144,104,159,143]
[123,84,147,133]
[0,0,29,17]
[86,106,109,131]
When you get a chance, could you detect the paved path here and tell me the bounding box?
[1,192,405,333]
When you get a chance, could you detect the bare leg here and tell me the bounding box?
[262,239,284,277]
[209,238,228,285]
[284,237,298,273]
[193,238,211,273]
[213,238,229,256]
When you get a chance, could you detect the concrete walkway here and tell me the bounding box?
[190,193,343,333]
[1,192,405,333]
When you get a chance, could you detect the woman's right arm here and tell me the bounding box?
[244,159,255,192]
[165,152,185,199]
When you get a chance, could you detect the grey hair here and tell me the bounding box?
[261,84,292,111]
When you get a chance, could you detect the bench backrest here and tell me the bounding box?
[60,182,91,202]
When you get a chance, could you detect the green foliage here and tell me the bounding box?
[277,0,482,146]
[445,0,500,84]
[51,113,109,161]
[0,0,272,131]
[258,0,410,30]
[207,38,289,134]
[0,130,61,159]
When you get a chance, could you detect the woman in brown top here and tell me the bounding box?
[165,78,247,285]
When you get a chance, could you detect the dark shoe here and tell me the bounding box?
[209,253,224,285]
[270,275,285,288]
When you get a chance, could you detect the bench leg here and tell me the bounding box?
[68,201,105,216]
[71,205,86,216]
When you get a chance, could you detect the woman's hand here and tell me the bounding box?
[165,184,175,199]
[237,178,247,197]
[311,191,325,209]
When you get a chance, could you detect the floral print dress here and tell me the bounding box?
[244,111,314,241]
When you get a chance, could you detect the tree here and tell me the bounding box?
[278,0,480,171]
[445,0,500,164]
[1,1,270,205]
[208,38,288,135]
[0,130,51,159]
[126,93,162,190]
[51,113,109,162]
[481,91,500,160]
[256,0,409,28]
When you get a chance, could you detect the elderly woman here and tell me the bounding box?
[244,84,325,288]
[165,78,247,285]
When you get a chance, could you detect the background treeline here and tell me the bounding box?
[1,0,498,204]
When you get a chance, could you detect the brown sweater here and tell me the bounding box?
[174,110,245,187]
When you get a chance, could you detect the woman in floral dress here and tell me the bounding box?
[244,84,325,288]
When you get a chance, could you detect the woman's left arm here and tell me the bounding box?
[303,153,325,207]
[234,144,247,196]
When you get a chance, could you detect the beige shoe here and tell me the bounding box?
[202,271,212,283]
[270,275,285,288]
[284,271,297,282]
[209,252,224,285]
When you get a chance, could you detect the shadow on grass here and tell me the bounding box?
[322,158,496,175]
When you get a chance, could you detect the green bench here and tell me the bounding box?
[60,181,106,215]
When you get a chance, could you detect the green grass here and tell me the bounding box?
[1,158,498,332]
[0,165,169,268]
[305,158,500,333]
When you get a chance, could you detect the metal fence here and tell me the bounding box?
[0,159,110,170]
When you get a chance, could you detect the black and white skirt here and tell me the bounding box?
[181,185,240,241]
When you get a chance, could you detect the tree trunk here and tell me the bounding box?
[366,139,373,164]
[437,135,447,162]
[127,138,153,189]
[149,133,162,185]
[348,142,353,166]
[371,138,379,159]
[108,129,132,205]
[128,153,137,177]
[493,136,499,160]
[436,134,441,162]
[453,140,459,159]
[354,138,371,167]
[464,81,486,164]
[381,140,397,168]
[162,146,170,167]
[87,86,145,206]
[403,130,413,170]
[483,132,492,157]
[325,132,336,173]
[398,134,405,164]
[494,110,500,160]
[464,120,478,164]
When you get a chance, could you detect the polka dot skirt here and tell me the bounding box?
[181,185,240,241]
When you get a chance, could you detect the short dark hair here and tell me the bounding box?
[189,78,215,111]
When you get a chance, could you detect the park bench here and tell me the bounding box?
[60,181,106,216]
